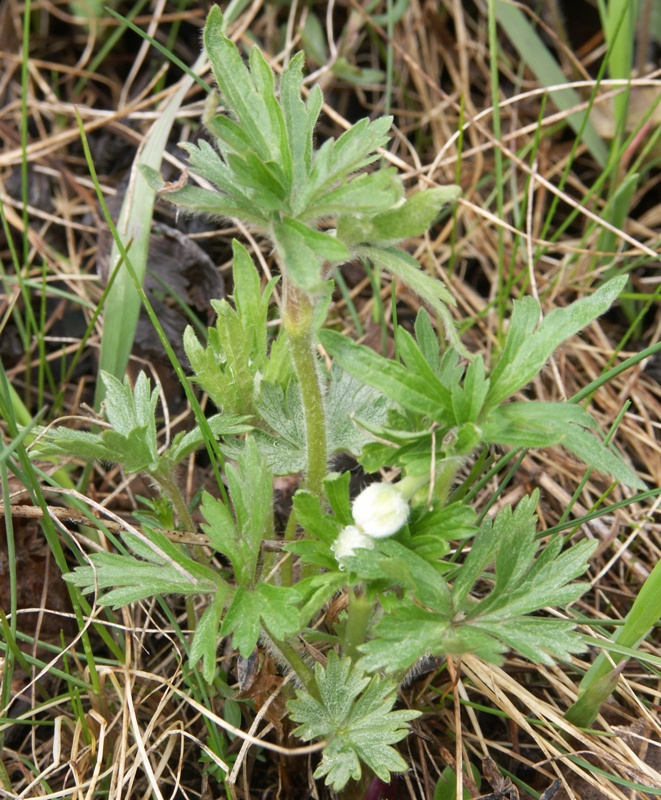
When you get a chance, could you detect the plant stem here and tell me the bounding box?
[155,469,195,532]
[282,281,327,497]
[344,587,372,661]
[273,636,318,697]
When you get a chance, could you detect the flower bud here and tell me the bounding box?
[332,525,375,566]
[352,482,409,538]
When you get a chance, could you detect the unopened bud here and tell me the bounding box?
[332,525,375,566]
[352,482,409,538]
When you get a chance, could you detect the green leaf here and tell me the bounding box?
[141,170,269,227]
[324,471,353,526]
[200,491,243,576]
[486,276,628,409]
[481,401,597,448]
[414,308,441,372]
[177,139,249,199]
[225,153,288,209]
[220,584,300,658]
[302,116,393,209]
[288,652,419,791]
[64,540,221,609]
[35,371,161,473]
[292,490,342,546]
[34,427,129,467]
[302,169,403,219]
[345,539,453,613]
[359,493,596,673]
[326,366,390,457]
[408,502,478,561]
[200,438,272,585]
[231,240,277,366]
[252,380,307,474]
[481,401,645,489]
[169,413,252,464]
[452,355,489,425]
[248,46,292,186]
[272,218,349,291]
[94,427,160,473]
[189,587,230,683]
[319,329,454,421]
[351,185,462,244]
[354,245,464,352]
[203,7,273,162]
[183,242,279,417]
[395,326,454,410]
[357,603,453,674]
[559,423,645,490]
[101,371,157,438]
[212,299,256,415]
[184,325,237,412]
[280,52,317,193]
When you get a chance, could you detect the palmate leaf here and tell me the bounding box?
[249,366,390,474]
[251,379,307,474]
[64,527,222,609]
[288,652,420,791]
[356,493,596,674]
[184,240,280,418]
[220,583,300,658]
[319,329,455,422]
[148,7,462,300]
[326,366,391,457]
[35,371,161,473]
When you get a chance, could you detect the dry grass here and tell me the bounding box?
[1,0,660,798]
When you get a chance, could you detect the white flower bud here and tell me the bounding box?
[352,482,409,538]
[332,525,375,566]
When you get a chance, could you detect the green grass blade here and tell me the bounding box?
[566,556,661,727]
[494,0,608,166]
[95,50,207,399]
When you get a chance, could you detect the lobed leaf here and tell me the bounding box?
[486,276,628,409]
[220,583,300,658]
[289,652,419,791]
[319,329,454,421]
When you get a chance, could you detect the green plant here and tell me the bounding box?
[32,8,646,794]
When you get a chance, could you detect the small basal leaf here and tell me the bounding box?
[288,652,419,791]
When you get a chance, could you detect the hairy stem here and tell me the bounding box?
[282,281,327,498]
[154,469,195,532]
[344,588,372,662]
